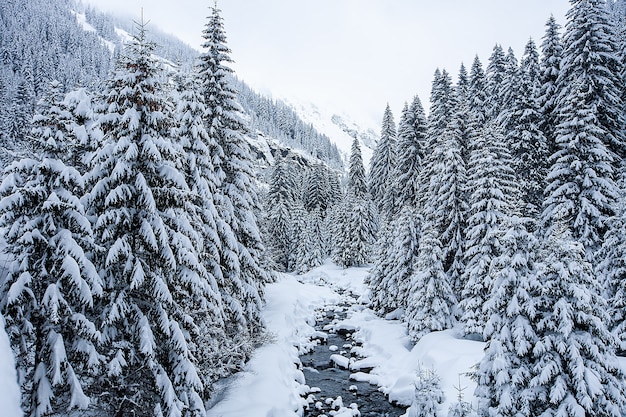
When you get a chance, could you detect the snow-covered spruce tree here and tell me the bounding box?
[405,222,456,341]
[0,81,102,416]
[484,44,507,120]
[474,216,540,417]
[542,0,622,262]
[370,205,422,315]
[87,22,207,416]
[508,38,549,219]
[424,119,468,300]
[558,0,624,161]
[347,135,368,199]
[460,121,518,338]
[421,69,457,207]
[198,6,267,346]
[598,194,626,351]
[392,97,427,212]
[538,15,563,158]
[265,159,296,272]
[541,78,618,262]
[406,367,445,417]
[288,201,308,271]
[454,63,473,166]
[369,104,397,218]
[528,223,626,416]
[296,209,324,274]
[172,72,231,388]
[468,56,488,130]
[333,137,376,267]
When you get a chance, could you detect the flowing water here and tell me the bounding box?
[300,302,407,417]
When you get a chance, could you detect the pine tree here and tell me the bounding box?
[0,81,102,416]
[296,209,324,274]
[405,223,456,341]
[538,15,563,157]
[198,5,267,346]
[474,217,540,417]
[265,160,296,271]
[541,78,618,260]
[485,44,507,120]
[88,22,206,416]
[542,0,622,260]
[460,121,517,337]
[172,72,230,388]
[370,206,421,315]
[333,138,376,267]
[369,104,397,217]
[528,224,626,416]
[557,0,624,160]
[424,120,467,299]
[347,136,368,199]
[508,38,549,218]
[406,367,445,417]
[391,99,426,214]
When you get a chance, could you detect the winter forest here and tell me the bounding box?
[2,0,626,416]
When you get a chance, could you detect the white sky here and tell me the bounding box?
[81,0,570,127]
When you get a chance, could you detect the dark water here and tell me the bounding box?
[300,303,407,417]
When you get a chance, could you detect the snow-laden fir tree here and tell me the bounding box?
[265,159,296,272]
[172,72,231,387]
[541,77,618,261]
[468,56,488,130]
[484,44,507,120]
[0,81,102,416]
[424,119,468,300]
[369,205,421,315]
[333,137,376,267]
[198,5,267,345]
[87,22,207,416]
[391,97,427,212]
[405,222,456,341]
[496,47,520,134]
[406,367,445,417]
[347,135,368,199]
[538,15,563,157]
[369,104,397,217]
[296,209,324,274]
[460,121,518,337]
[474,216,540,417]
[542,0,622,261]
[508,38,549,218]
[598,187,626,351]
[528,222,626,416]
[557,0,624,160]
[421,69,457,207]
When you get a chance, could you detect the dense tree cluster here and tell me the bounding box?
[365,0,626,415]
[0,7,271,416]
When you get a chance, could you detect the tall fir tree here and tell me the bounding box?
[460,121,518,337]
[404,223,456,341]
[538,15,563,157]
[0,82,102,417]
[509,38,549,219]
[529,223,626,416]
[474,217,540,417]
[557,0,624,161]
[88,22,207,416]
[369,104,397,217]
[198,6,267,345]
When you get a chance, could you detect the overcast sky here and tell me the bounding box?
[81,0,570,127]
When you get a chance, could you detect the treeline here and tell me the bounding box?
[359,0,626,415]
[0,8,270,417]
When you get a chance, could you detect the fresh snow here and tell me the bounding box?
[0,313,22,417]
[207,260,485,416]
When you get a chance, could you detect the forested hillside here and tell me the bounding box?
[2,0,626,416]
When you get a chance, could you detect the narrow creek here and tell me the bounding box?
[300,296,407,417]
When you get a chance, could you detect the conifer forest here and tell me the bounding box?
[2,0,626,416]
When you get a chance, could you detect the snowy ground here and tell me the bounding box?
[207,260,485,417]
